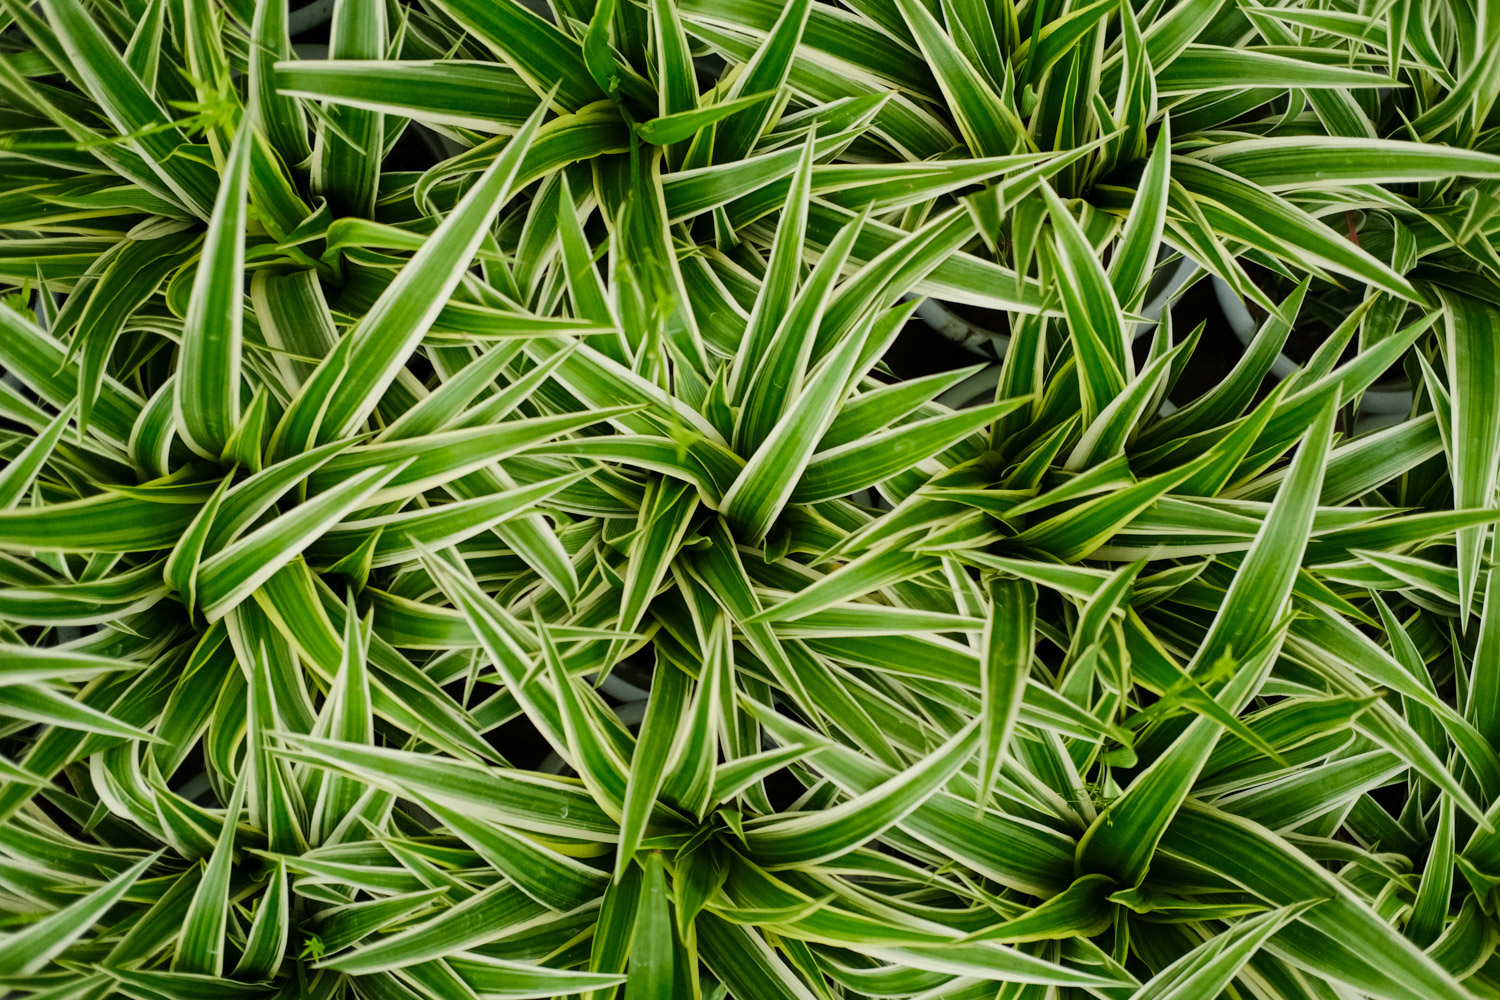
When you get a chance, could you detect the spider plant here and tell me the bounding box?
[2,0,1500,998]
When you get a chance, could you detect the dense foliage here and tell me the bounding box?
[4,0,1500,997]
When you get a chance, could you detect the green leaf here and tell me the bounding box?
[0,301,143,448]
[742,717,979,867]
[624,853,674,1000]
[721,315,875,542]
[232,858,289,979]
[319,882,546,973]
[1408,792,1454,949]
[978,577,1036,808]
[1040,181,1130,421]
[638,90,778,146]
[0,401,75,509]
[419,797,610,913]
[1436,288,1500,619]
[447,954,627,999]
[0,851,158,976]
[1155,45,1394,94]
[175,76,252,456]
[275,59,539,133]
[710,0,812,165]
[791,400,1026,504]
[1124,900,1319,1000]
[195,463,406,621]
[4,683,158,742]
[1195,136,1500,189]
[1076,620,1288,886]
[1108,118,1171,311]
[892,0,1026,155]
[277,97,552,453]
[173,778,244,976]
[614,661,691,879]
[37,0,217,218]
[274,735,616,841]
[428,0,603,110]
[961,874,1114,943]
[1172,158,1421,302]
[1161,802,1473,1000]
[697,910,822,1000]
[1188,397,1340,677]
